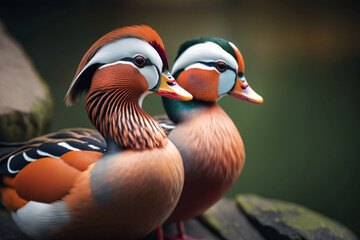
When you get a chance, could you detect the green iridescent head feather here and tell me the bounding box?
[175,37,237,62]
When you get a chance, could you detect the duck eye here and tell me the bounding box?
[216,61,226,72]
[134,56,146,67]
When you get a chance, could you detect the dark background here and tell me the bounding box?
[0,0,359,236]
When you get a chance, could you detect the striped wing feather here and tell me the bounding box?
[0,128,106,177]
[0,128,106,206]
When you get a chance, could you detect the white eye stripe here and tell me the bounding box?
[87,38,162,71]
[99,60,134,69]
[70,38,164,93]
[182,61,237,75]
[172,42,238,75]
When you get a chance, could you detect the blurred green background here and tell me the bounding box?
[0,0,359,236]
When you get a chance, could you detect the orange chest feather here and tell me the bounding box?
[168,105,245,184]
[59,142,184,239]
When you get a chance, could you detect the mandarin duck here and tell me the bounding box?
[0,25,193,240]
[156,37,263,239]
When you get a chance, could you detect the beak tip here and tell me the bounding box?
[174,91,193,101]
[185,95,193,101]
[230,92,264,104]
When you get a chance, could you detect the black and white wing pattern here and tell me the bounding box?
[0,128,106,177]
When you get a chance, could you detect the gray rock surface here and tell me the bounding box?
[236,194,358,240]
[1,195,358,240]
[200,198,265,240]
[0,20,52,142]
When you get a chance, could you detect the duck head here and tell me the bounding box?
[171,37,263,103]
[65,25,192,106]
[64,25,192,149]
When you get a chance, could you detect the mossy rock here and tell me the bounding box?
[1,195,357,240]
[199,198,265,240]
[236,194,358,240]
[0,20,52,142]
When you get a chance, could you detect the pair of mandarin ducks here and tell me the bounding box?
[0,25,263,240]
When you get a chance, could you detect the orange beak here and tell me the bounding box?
[155,72,193,101]
[230,75,263,103]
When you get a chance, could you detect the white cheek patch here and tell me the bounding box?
[218,71,236,95]
[138,65,158,90]
[172,41,238,75]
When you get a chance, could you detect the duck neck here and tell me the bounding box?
[162,97,216,124]
[86,89,167,150]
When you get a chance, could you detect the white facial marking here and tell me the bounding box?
[99,60,159,90]
[11,201,69,240]
[172,41,239,96]
[86,38,162,72]
[98,60,132,70]
[172,41,238,75]
[184,63,215,71]
[138,65,159,90]
[218,71,236,95]
[70,38,163,93]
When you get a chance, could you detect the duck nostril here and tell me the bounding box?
[167,81,176,86]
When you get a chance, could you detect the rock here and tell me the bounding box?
[1,194,358,240]
[200,198,265,240]
[141,218,221,240]
[236,194,358,240]
[0,20,52,142]
[164,219,220,240]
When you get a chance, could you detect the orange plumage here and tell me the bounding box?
[0,25,192,240]
[158,37,262,239]
[165,104,245,223]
